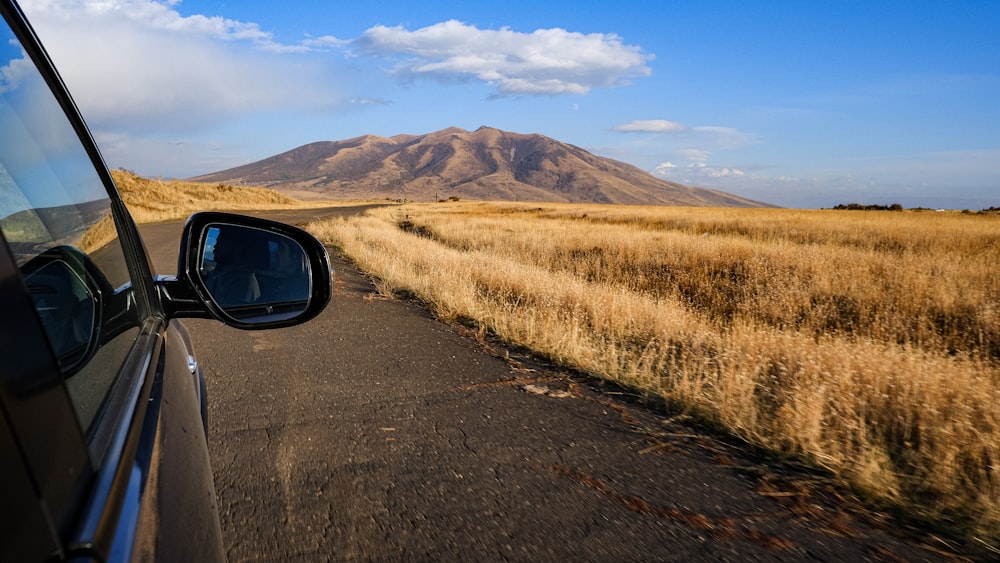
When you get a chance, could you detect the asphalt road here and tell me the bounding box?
[140,208,948,562]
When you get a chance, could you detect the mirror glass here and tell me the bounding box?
[198,223,312,322]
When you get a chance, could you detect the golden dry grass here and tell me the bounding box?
[111,169,317,223]
[77,170,320,252]
[309,200,1000,549]
[80,171,365,254]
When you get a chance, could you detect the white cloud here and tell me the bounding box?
[16,2,657,176]
[707,167,745,177]
[352,20,653,96]
[0,48,36,93]
[652,160,796,206]
[654,160,746,178]
[20,0,345,132]
[613,119,687,133]
[303,36,350,49]
[26,0,278,48]
[652,147,749,183]
[612,120,757,174]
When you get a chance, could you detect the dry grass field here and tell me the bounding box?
[310,201,1000,550]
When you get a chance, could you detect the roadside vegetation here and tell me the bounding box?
[111,169,319,223]
[78,171,330,253]
[309,201,999,552]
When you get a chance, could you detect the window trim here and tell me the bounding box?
[68,318,164,560]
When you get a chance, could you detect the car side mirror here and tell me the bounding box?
[160,212,332,329]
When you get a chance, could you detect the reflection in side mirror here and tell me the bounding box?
[198,224,313,322]
[21,250,99,375]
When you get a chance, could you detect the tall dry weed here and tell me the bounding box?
[310,201,1000,548]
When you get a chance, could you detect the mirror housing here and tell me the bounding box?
[158,212,332,330]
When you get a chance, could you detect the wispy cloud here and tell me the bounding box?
[614,118,758,184]
[613,119,756,147]
[653,159,746,180]
[690,126,756,148]
[352,20,653,96]
[678,148,711,165]
[612,119,686,133]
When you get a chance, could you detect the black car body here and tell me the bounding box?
[0,1,332,560]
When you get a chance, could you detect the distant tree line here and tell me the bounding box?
[829,203,1000,214]
[831,203,904,211]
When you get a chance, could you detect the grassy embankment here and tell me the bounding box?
[309,201,999,552]
[81,170,330,252]
[111,169,323,223]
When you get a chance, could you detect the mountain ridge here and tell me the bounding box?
[191,126,773,207]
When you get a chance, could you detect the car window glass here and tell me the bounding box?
[0,23,140,433]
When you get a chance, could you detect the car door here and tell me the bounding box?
[0,221,91,561]
[0,2,223,560]
[2,1,333,559]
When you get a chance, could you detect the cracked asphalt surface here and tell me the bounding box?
[142,208,950,562]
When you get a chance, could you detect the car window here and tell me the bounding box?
[0,22,140,433]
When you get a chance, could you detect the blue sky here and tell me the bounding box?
[19,0,1000,208]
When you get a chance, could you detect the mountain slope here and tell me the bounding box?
[192,126,771,207]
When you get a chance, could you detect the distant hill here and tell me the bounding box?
[191,126,772,207]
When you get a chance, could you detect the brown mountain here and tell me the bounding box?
[191,126,770,207]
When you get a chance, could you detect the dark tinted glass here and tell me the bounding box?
[199,223,312,321]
